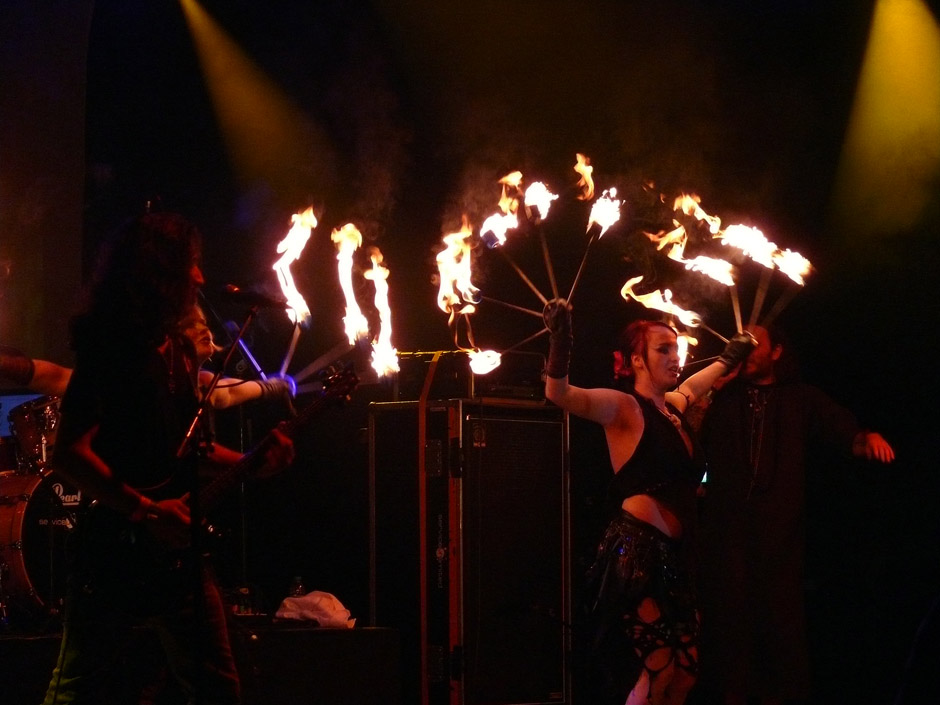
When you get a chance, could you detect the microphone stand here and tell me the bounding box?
[177,305,260,705]
[190,299,271,615]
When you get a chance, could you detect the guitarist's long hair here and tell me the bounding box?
[71,212,203,359]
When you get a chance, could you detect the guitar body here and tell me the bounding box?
[72,364,358,617]
[73,504,195,617]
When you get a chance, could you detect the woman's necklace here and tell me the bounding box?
[654,402,693,455]
[656,404,683,430]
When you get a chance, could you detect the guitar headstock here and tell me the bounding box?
[320,363,359,401]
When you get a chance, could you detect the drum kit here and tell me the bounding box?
[0,395,78,626]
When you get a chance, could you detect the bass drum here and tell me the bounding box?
[0,469,80,617]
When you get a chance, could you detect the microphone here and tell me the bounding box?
[219,284,289,309]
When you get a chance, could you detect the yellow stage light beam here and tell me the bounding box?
[179,0,330,193]
[830,0,940,238]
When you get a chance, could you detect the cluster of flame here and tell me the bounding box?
[625,194,813,364]
[272,208,399,381]
[262,162,813,386]
[436,159,813,373]
[435,154,624,374]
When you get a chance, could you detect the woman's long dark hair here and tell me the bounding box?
[71,213,202,356]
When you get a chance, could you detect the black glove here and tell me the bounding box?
[717,331,757,371]
[257,376,298,417]
[257,376,295,400]
[543,298,572,337]
[543,298,573,379]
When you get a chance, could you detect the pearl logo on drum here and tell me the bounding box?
[52,481,81,507]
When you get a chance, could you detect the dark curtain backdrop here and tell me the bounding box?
[1,3,938,704]
[0,1,91,364]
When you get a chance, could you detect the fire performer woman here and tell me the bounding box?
[40,212,293,705]
[543,298,755,705]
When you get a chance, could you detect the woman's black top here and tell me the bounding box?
[606,393,706,532]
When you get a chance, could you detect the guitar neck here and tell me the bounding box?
[198,367,356,512]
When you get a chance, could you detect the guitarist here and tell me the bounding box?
[41,212,294,705]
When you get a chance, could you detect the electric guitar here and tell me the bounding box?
[76,364,358,614]
[198,364,357,514]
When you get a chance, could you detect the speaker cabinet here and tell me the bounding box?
[231,624,400,705]
[369,400,570,705]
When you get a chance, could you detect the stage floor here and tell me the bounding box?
[0,620,400,705]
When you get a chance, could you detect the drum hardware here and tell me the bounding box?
[1,560,11,627]
[8,395,61,474]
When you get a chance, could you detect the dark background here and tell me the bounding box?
[2,2,939,703]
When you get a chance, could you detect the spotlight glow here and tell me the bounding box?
[831,0,940,237]
[179,0,328,193]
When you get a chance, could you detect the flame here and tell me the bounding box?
[467,349,502,374]
[524,181,559,220]
[620,275,702,327]
[772,248,813,285]
[647,222,736,286]
[574,153,595,200]
[588,187,622,237]
[480,211,519,248]
[330,223,370,344]
[478,171,528,247]
[363,248,399,376]
[499,170,523,190]
[435,217,479,323]
[716,224,777,268]
[675,254,736,287]
[674,193,722,234]
[272,207,316,325]
[671,194,811,285]
[434,218,502,374]
[717,224,812,285]
[677,331,699,369]
[646,224,687,252]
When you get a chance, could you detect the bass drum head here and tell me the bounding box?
[0,470,80,622]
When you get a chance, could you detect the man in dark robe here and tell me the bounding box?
[697,324,894,705]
